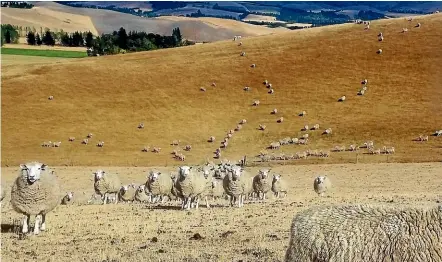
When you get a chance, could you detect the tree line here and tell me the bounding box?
[1,24,20,45]
[1,1,34,8]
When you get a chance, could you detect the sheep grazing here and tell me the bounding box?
[118,184,136,203]
[48,95,54,100]
[271,108,278,114]
[226,133,233,139]
[142,146,150,152]
[152,147,161,153]
[251,64,256,68]
[244,86,250,91]
[200,87,206,92]
[134,184,151,203]
[299,111,306,117]
[92,170,121,205]
[87,133,93,139]
[239,119,247,125]
[96,141,104,147]
[383,146,395,154]
[52,141,61,147]
[175,153,186,161]
[184,145,192,151]
[41,141,51,147]
[214,151,221,159]
[240,51,246,56]
[146,171,174,203]
[377,49,382,54]
[435,130,442,136]
[235,125,242,131]
[378,35,384,41]
[82,138,89,145]
[266,83,273,89]
[285,204,442,262]
[348,144,357,151]
[333,145,345,152]
[311,124,320,130]
[277,117,284,123]
[258,124,266,131]
[263,80,268,85]
[268,89,274,94]
[252,169,272,200]
[61,192,74,205]
[11,162,61,235]
[138,122,144,129]
[358,89,366,96]
[369,148,381,155]
[402,28,408,33]
[221,141,228,148]
[313,176,331,197]
[298,138,309,145]
[68,137,75,142]
[211,82,216,87]
[271,174,287,198]
[361,79,368,85]
[253,100,260,106]
[323,128,332,135]
[417,134,429,141]
[269,142,281,150]
[208,136,215,143]
[415,22,421,28]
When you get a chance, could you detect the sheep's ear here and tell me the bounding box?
[41,164,47,170]
[158,172,162,175]
[20,164,27,170]
[189,166,193,170]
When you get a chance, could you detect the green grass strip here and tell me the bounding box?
[1,47,88,58]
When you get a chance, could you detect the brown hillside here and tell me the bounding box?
[2,14,442,167]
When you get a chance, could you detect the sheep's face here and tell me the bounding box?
[137,185,145,192]
[259,169,270,179]
[316,176,325,184]
[202,166,215,179]
[230,167,243,180]
[67,192,74,200]
[149,172,161,182]
[20,162,47,184]
[179,166,192,178]
[93,170,105,181]
[273,174,281,182]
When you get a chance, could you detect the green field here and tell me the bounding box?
[0,48,87,58]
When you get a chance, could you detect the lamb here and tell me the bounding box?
[277,117,284,123]
[313,176,331,197]
[68,137,75,142]
[96,141,104,147]
[271,108,278,114]
[92,169,121,205]
[146,171,174,203]
[134,184,151,202]
[138,122,144,129]
[271,174,287,198]
[299,111,306,117]
[253,100,260,106]
[48,95,54,100]
[11,162,61,235]
[259,124,267,131]
[252,169,272,200]
[377,49,382,54]
[118,184,136,203]
[175,166,209,210]
[285,204,442,262]
[208,136,215,143]
[338,95,346,102]
[61,192,74,205]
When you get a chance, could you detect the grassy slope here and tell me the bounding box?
[1,14,441,167]
[1,48,87,58]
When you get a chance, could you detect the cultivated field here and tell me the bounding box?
[2,43,87,52]
[1,163,441,261]
[1,48,87,58]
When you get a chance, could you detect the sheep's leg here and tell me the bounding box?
[185,197,192,210]
[102,193,108,205]
[114,193,119,204]
[181,198,186,209]
[22,215,30,234]
[195,197,199,209]
[33,215,41,235]
[276,192,280,198]
[263,192,267,201]
[237,196,241,208]
[205,196,210,209]
[161,195,166,204]
[40,214,46,231]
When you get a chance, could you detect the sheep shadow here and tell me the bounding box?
[149,205,182,211]
[1,223,16,233]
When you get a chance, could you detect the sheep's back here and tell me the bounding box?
[135,190,150,202]
[119,187,136,201]
[11,171,61,215]
[147,175,173,196]
[94,173,121,195]
[253,175,271,194]
[223,174,244,197]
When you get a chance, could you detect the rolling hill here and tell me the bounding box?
[2,13,441,167]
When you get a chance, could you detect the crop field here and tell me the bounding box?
[1,48,88,58]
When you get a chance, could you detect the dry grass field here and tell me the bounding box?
[2,14,441,167]
[2,43,87,52]
[1,163,441,261]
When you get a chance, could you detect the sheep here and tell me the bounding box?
[244,86,250,91]
[435,130,442,136]
[271,108,278,114]
[68,137,75,142]
[319,150,330,157]
[369,148,381,155]
[152,147,161,153]
[383,146,395,154]
[200,87,206,92]
[277,117,284,123]
[311,124,320,130]
[0,181,5,202]
[221,141,229,148]
[361,79,368,85]
[61,192,74,205]
[299,111,306,117]
[51,141,61,147]
[252,169,272,200]
[92,170,121,205]
[214,151,221,159]
[96,141,104,147]
[184,145,192,151]
[235,125,242,131]
[377,49,382,54]
[333,145,345,152]
[175,153,186,161]
[415,22,421,28]
[266,83,273,89]
[378,35,384,41]
[41,141,51,147]
[298,138,309,145]
[223,165,252,207]
[302,134,309,139]
[417,134,429,141]
[239,119,247,125]
[11,162,61,235]
[82,139,89,145]
[141,146,150,152]
[364,24,370,30]
[271,174,287,198]
[284,204,442,262]
[48,95,54,100]
[268,89,274,94]
[348,144,357,151]
[134,184,151,202]
[263,80,268,85]
[338,95,346,102]
[402,28,408,33]
[407,17,413,21]
[226,133,233,139]
[291,138,299,144]
[313,176,331,197]
[302,125,309,131]
[258,124,266,131]
[171,140,180,146]
[146,171,174,203]
[253,100,260,106]
[240,51,246,56]
[211,82,216,87]
[238,42,242,46]
[377,32,383,37]
[364,140,374,149]
[323,128,332,135]
[118,184,136,203]
[358,89,366,96]
[175,166,208,210]
[87,133,93,138]
[269,142,281,150]
[251,64,256,68]
[138,122,144,129]
[208,136,215,143]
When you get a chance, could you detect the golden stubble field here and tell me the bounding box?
[1,163,441,261]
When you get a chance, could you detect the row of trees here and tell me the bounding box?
[1,1,33,8]
[277,8,351,26]
[1,24,20,46]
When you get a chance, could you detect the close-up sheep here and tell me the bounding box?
[92,169,121,205]
[313,176,331,196]
[146,170,174,203]
[252,169,272,200]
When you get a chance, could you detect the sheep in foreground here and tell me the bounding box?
[11,162,61,235]
[285,204,442,262]
[313,176,331,197]
[61,192,74,205]
[93,169,121,205]
[134,185,151,202]
[146,171,174,203]
[175,166,207,210]
[118,184,136,203]
[252,169,272,200]
[271,174,287,198]
[223,166,252,207]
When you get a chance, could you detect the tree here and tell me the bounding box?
[5,30,11,44]
[60,32,71,46]
[42,30,55,46]
[26,31,36,45]
[117,27,128,50]
[85,31,93,48]
[172,27,182,46]
[36,33,42,46]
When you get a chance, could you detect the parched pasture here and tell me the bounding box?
[1,163,441,261]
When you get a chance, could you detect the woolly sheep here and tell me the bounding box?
[175,166,207,210]
[82,138,89,145]
[96,141,104,147]
[239,119,247,125]
[285,204,442,262]
[271,174,287,198]
[208,136,215,142]
[235,125,242,131]
[271,108,278,114]
[435,130,442,136]
[52,141,61,147]
[138,122,145,129]
[61,192,74,205]
[251,64,256,68]
[402,28,408,33]
[313,176,331,197]
[142,146,150,152]
[323,128,332,135]
[378,35,384,41]
[266,83,273,89]
[134,184,151,202]
[93,169,121,205]
[152,147,161,153]
[146,170,174,203]
[171,140,180,146]
[268,89,274,94]
[311,124,320,130]
[252,169,272,200]
[259,124,267,131]
[11,162,61,234]
[223,165,252,207]
[244,86,250,91]
[240,51,246,56]
[302,125,309,131]
[416,22,421,28]
[253,100,260,106]
[361,79,368,85]
[87,133,93,138]
[200,87,206,92]
[184,145,192,151]
[118,184,136,203]
[358,89,366,96]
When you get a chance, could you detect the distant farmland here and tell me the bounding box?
[1,48,87,58]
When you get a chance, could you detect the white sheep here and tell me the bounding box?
[377,49,382,54]
[333,145,345,152]
[252,169,272,200]
[266,83,272,89]
[68,137,75,142]
[138,122,144,129]
[271,174,287,198]
[263,80,268,85]
[402,28,408,33]
[259,124,266,131]
[253,100,260,106]
[268,89,274,94]
[285,204,442,262]
[302,125,309,131]
[87,133,93,138]
[251,64,256,68]
[271,108,278,114]
[302,134,309,139]
[323,128,332,135]
[416,22,421,28]
[338,95,346,102]
[361,79,368,85]
[96,141,104,147]
[378,35,384,41]
[142,146,150,152]
[299,111,306,117]
[48,95,54,100]
[235,125,242,131]
[239,119,247,125]
[435,130,442,136]
[118,184,136,203]
[52,141,61,147]
[82,138,89,145]
[269,142,281,150]
[348,144,357,151]
[146,171,174,203]
[244,86,250,91]
[200,87,206,92]
[358,89,366,96]
[313,176,331,197]
[92,170,121,205]
[208,136,215,143]
[211,82,216,87]
[184,145,192,151]
[240,51,246,56]
[11,162,61,235]
[277,117,284,123]
[311,124,320,130]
